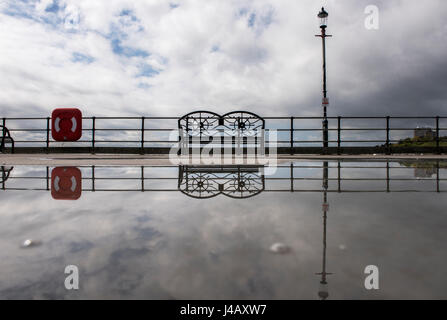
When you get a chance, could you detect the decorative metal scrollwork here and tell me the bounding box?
[221,111,265,137]
[178,111,265,154]
[178,165,265,199]
[178,111,221,137]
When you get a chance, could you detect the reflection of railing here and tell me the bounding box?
[178,165,265,199]
[1,124,14,153]
[0,115,446,154]
[1,162,445,198]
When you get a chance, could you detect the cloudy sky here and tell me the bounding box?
[0,0,446,118]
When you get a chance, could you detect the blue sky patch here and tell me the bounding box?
[137,64,159,78]
[137,83,152,89]
[45,0,63,13]
[107,10,147,58]
[2,0,38,20]
[119,9,138,22]
[237,6,274,32]
[111,39,149,58]
[72,52,95,64]
[248,13,256,28]
[2,0,73,30]
[238,8,248,17]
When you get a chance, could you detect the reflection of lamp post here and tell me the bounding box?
[315,7,332,149]
[316,161,332,300]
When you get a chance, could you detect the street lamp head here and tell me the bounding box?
[318,7,329,28]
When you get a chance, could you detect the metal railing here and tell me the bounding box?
[1,115,446,154]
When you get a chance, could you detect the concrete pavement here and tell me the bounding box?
[1,153,446,166]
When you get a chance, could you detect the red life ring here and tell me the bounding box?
[51,108,82,141]
[51,167,82,200]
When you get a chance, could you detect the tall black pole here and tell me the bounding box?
[316,13,332,149]
[322,27,328,105]
[321,27,329,149]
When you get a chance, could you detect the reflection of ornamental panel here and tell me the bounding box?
[178,165,265,199]
[178,111,265,155]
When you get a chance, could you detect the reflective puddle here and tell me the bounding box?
[0,160,446,299]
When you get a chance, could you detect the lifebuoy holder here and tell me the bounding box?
[51,108,82,141]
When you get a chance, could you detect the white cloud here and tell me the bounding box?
[0,0,446,119]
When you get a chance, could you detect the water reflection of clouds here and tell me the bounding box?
[0,162,446,299]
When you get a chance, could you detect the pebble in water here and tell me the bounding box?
[21,239,41,248]
[270,243,291,254]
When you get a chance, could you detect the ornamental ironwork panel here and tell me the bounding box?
[178,111,265,155]
[221,111,265,137]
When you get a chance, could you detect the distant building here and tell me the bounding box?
[414,167,436,178]
[414,127,434,139]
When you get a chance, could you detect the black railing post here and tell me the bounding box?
[290,117,294,155]
[436,160,440,192]
[46,117,50,153]
[337,116,341,155]
[436,116,440,154]
[2,118,6,152]
[141,116,145,154]
[386,116,390,155]
[92,117,96,153]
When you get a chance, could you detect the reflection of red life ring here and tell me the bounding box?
[51,108,82,141]
[51,167,82,200]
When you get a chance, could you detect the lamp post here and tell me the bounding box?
[315,7,332,148]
